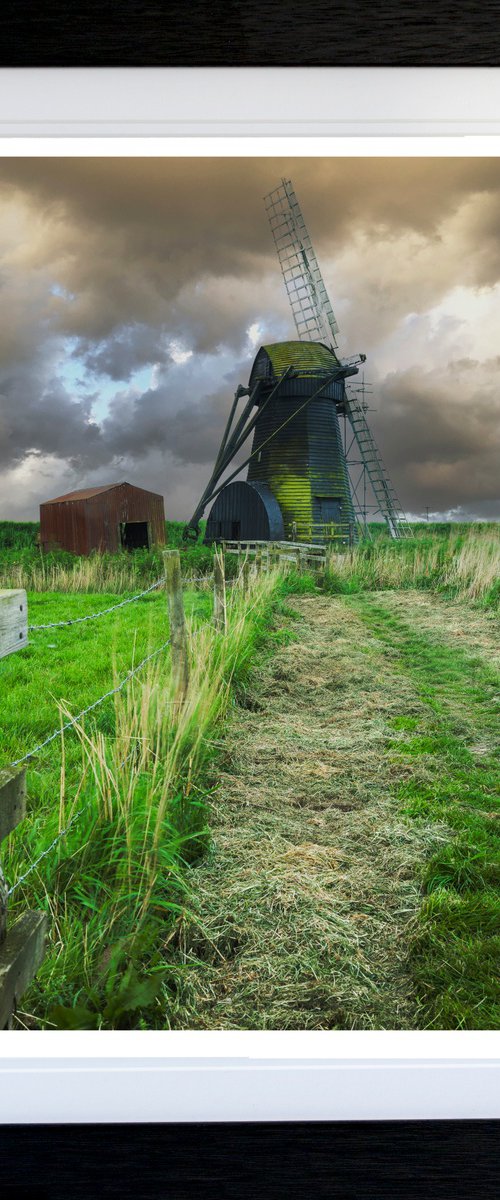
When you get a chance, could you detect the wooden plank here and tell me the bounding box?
[0,910,48,1028]
[0,766,27,843]
[0,589,28,660]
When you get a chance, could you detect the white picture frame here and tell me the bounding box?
[0,67,499,1125]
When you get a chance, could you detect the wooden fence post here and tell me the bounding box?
[0,590,28,660]
[214,548,227,633]
[270,544,280,569]
[0,767,48,1029]
[242,558,250,595]
[163,550,189,705]
[255,548,262,576]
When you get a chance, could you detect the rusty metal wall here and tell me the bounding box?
[40,484,166,555]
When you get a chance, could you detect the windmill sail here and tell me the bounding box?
[265,179,340,350]
[264,178,409,539]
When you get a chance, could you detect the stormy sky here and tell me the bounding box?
[0,155,499,522]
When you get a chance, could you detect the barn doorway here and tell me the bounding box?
[120,521,150,551]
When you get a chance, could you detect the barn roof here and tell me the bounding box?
[250,340,340,384]
[42,483,124,505]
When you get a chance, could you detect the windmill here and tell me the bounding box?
[184,178,409,545]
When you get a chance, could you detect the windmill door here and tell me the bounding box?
[314,496,343,542]
[316,496,342,524]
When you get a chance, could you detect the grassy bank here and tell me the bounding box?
[0,520,221,593]
[2,521,498,600]
[3,569,278,1029]
[325,525,500,609]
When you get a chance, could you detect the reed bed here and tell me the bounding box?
[324,526,500,608]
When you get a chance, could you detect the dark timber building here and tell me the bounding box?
[205,340,357,545]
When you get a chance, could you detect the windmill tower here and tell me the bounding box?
[184,178,409,546]
[264,179,409,539]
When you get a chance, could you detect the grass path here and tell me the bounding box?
[351,591,500,1028]
[171,588,499,1030]
[171,594,447,1029]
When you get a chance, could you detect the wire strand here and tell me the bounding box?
[6,637,171,770]
[28,577,166,630]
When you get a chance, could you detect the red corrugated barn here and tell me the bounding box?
[40,482,166,555]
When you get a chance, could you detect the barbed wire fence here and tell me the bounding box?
[1,552,245,902]
[27,573,216,632]
[0,541,315,1021]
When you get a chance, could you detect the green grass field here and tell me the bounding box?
[1,571,277,1029]
[1,523,498,1029]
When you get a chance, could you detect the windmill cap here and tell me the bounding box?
[250,340,343,385]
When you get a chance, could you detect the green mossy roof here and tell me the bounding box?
[257,340,340,378]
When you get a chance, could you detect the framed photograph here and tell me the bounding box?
[0,66,499,1196]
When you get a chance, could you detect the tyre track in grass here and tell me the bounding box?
[349,590,500,1029]
[170,594,448,1030]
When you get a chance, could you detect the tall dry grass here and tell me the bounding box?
[324,527,500,606]
[13,564,279,1027]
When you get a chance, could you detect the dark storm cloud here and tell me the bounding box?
[73,324,172,381]
[2,157,500,350]
[0,156,499,519]
[0,361,102,470]
[100,376,233,468]
[372,357,500,511]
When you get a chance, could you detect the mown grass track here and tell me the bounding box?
[351,591,500,1029]
[169,587,499,1030]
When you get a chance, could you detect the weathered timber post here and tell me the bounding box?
[213,548,227,633]
[163,550,190,705]
[295,548,301,571]
[0,767,48,1029]
[299,547,307,573]
[311,549,323,576]
[242,558,250,595]
[255,548,262,576]
[270,543,280,569]
[0,590,28,660]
